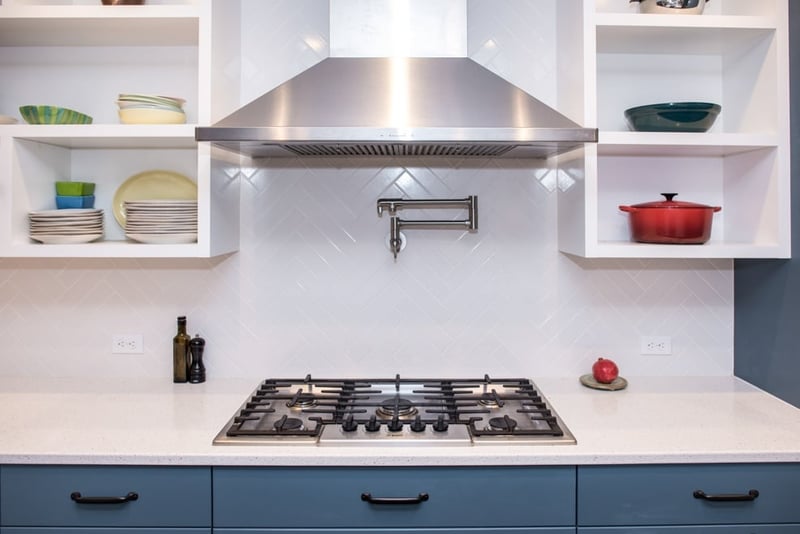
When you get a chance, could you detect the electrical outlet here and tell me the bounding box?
[112,334,143,354]
[640,336,672,355]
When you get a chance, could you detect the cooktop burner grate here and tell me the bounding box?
[215,374,575,446]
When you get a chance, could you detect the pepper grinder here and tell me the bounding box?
[188,334,206,384]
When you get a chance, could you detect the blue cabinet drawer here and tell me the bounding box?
[216,529,574,533]
[578,464,800,526]
[1,530,210,534]
[213,466,576,528]
[0,466,211,527]
[578,527,800,533]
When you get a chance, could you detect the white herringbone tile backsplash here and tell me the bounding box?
[0,158,733,380]
[0,0,734,380]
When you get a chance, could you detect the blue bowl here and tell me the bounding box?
[624,102,721,132]
[56,195,95,209]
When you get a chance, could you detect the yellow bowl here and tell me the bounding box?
[118,108,186,125]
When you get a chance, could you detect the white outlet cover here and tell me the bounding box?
[640,336,672,355]
[112,334,144,354]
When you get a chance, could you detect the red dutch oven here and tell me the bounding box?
[619,193,721,244]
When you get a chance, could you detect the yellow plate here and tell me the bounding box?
[112,170,197,228]
[579,374,628,391]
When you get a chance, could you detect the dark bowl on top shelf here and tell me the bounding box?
[624,102,721,132]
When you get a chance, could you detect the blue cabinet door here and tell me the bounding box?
[1,529,210,534]
[578,464,800,527]
[578,527,800,533]
[0,466,211,528]
[213,466,576,529]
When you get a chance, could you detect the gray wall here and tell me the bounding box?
[734,2,800,405]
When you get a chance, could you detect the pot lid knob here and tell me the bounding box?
[661,193,678,202]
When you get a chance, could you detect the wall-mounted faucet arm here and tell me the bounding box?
[377,197,476,217]
[376,196,479,259]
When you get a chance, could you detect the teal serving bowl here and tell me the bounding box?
[56,181,96,196]
[624,102,721,132]
[56,195,95,209]
[19,105,93,125]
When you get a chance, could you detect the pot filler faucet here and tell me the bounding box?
[376,196,478,259]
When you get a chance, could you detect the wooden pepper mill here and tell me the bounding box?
[188,334,206,384]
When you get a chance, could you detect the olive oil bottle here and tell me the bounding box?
[172,316,191,383]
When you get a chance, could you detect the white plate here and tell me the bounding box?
[126,222,197,229]
[127,219,196,225]
[30,233,103,244]
[126,233,197,244]
[30,221,102,227]
[113,170,196,228]
[29,208,102,218]
[125,199,197,205]
[31,228,104,234]
[30,225,103,232]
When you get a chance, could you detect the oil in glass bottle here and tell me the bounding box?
[173,316,191,383]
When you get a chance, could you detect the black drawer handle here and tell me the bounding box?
[70,491,139,504]
[693,489,759,502]
[361,492,429,505]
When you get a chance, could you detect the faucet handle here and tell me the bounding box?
[376,197,404,217]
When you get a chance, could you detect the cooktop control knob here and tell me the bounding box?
[365,415,381,432]
[410,415,426,433]
[387,415,403,432]
[342,414,358,432]
[432,415,449,432]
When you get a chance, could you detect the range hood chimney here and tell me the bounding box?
[196,3,597,159]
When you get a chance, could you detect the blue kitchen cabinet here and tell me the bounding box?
[212,466,576,532]
[577,464,800,532]
[0,465,211,534]
[578,528,799,533]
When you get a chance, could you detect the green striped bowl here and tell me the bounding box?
[19,105,93,125]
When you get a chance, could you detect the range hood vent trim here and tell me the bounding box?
[196,57,598,159]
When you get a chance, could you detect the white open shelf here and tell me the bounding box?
[558,0,790,259]
[0,5,201,46]
[0,0,241,258]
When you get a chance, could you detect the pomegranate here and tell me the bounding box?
[592,358,619,384]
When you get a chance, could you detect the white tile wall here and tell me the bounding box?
[0,0,734,380]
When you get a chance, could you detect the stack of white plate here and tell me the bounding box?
[28,208,104,244]
[117,93,186,124]
[124,200,197,244]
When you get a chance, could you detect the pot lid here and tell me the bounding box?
[630,193,717,209]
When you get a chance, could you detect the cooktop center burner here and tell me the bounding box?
[214,375,575,447]
[287,391,317,409]
[376,397,418,418]
[478,390,504,408]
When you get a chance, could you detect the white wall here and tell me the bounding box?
[0,0,733,380]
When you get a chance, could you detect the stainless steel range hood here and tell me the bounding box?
[196,57,597,159]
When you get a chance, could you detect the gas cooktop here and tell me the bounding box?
[214,375,576,446]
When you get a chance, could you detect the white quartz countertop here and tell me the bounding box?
[2,375,800,466]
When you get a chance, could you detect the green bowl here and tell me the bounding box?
[624,102,721,133]
[55,181,96,196]
[19,105,93,125]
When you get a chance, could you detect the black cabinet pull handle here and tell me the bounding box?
[693,489,759,502]
[70,491,139,504]
[361,492,429,504]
